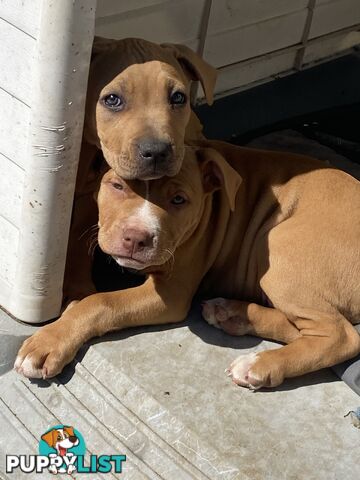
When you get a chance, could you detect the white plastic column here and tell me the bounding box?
[10,0,97,323]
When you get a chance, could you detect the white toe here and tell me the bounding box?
[15,356,43,378]
[227,352,261,389]
[14,355,24,371]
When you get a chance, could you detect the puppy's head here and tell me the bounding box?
[97,147,241,270]
[85,37,217,180]
[41,427,78,450]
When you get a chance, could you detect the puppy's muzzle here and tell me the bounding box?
[136,138,174,179]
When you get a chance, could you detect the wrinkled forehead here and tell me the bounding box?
[110,61,188,96]
[90,44,186,94]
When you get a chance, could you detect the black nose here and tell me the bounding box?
[137,140,172,163]
[69,436,77,443]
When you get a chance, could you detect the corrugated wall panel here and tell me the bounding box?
[310,0,360,39]
[208,0,309,34]
[204,10,308,68]
[215,50,296,96]
[0,0,41,38]
[0,18,36,105]
[304,30,360,63]
[0,154,24,227]
[94,0,360,96]
[95,0,205,45]
[96,0,168,18]
[0,89,30,170]
[0,216,19,286]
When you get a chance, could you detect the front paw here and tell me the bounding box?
[14,324,78,379]
[48,464,58,474]
[225,352,265,390]
[67,464,76,474]
[226,351,284,389]
[202,298,251,335]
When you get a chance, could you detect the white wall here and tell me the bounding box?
[95,0,360,100]
[95,0,206,46]
[0,0,41,293]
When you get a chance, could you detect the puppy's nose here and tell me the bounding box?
[69,436,77,443]
[122,228,153,254]
[137,140,172,163]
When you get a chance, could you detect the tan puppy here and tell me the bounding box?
[15,142,360,388]
[64,36,217,301]
[84,37,216,179]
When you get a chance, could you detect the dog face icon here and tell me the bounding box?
[39,425,84,475]
[41,426,79,459]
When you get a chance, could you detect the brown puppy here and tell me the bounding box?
[64,37,217,301]
[84,37,216,179]
[15,143,360,387]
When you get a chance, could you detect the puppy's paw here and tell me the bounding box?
[226,352,266,390]
[226,350,285,389]
[14,325,77,379]
[202,298,229,328]
[202,298,251,335]
[48,464,58,474]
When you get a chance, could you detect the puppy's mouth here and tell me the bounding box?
[58,446,67,456]
[112,255,148,270]
[112,250,172,271]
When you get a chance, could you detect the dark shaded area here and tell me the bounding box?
[195,51,360,143]
[92,246,145,292]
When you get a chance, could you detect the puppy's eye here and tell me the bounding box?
[103,94,124,110]
[112,182,123,190]
[171,194,187,205]
[170,91,187,106]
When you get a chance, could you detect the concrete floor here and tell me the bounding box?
[1,132,360,479]
[1,307,360,480]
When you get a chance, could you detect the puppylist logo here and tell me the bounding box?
[6,424,126,475]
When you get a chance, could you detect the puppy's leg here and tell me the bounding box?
[226,313,360,389]
[15,277,191,379]
[202,299,300,344]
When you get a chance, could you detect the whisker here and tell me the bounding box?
[163,248,175,274]
[79,223,99,241]
[87,233,99,258]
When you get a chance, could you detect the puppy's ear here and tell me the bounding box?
[91,36,117,60]
[162,43,217,105]
[41,429,57,448]
[197,148,242,211]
